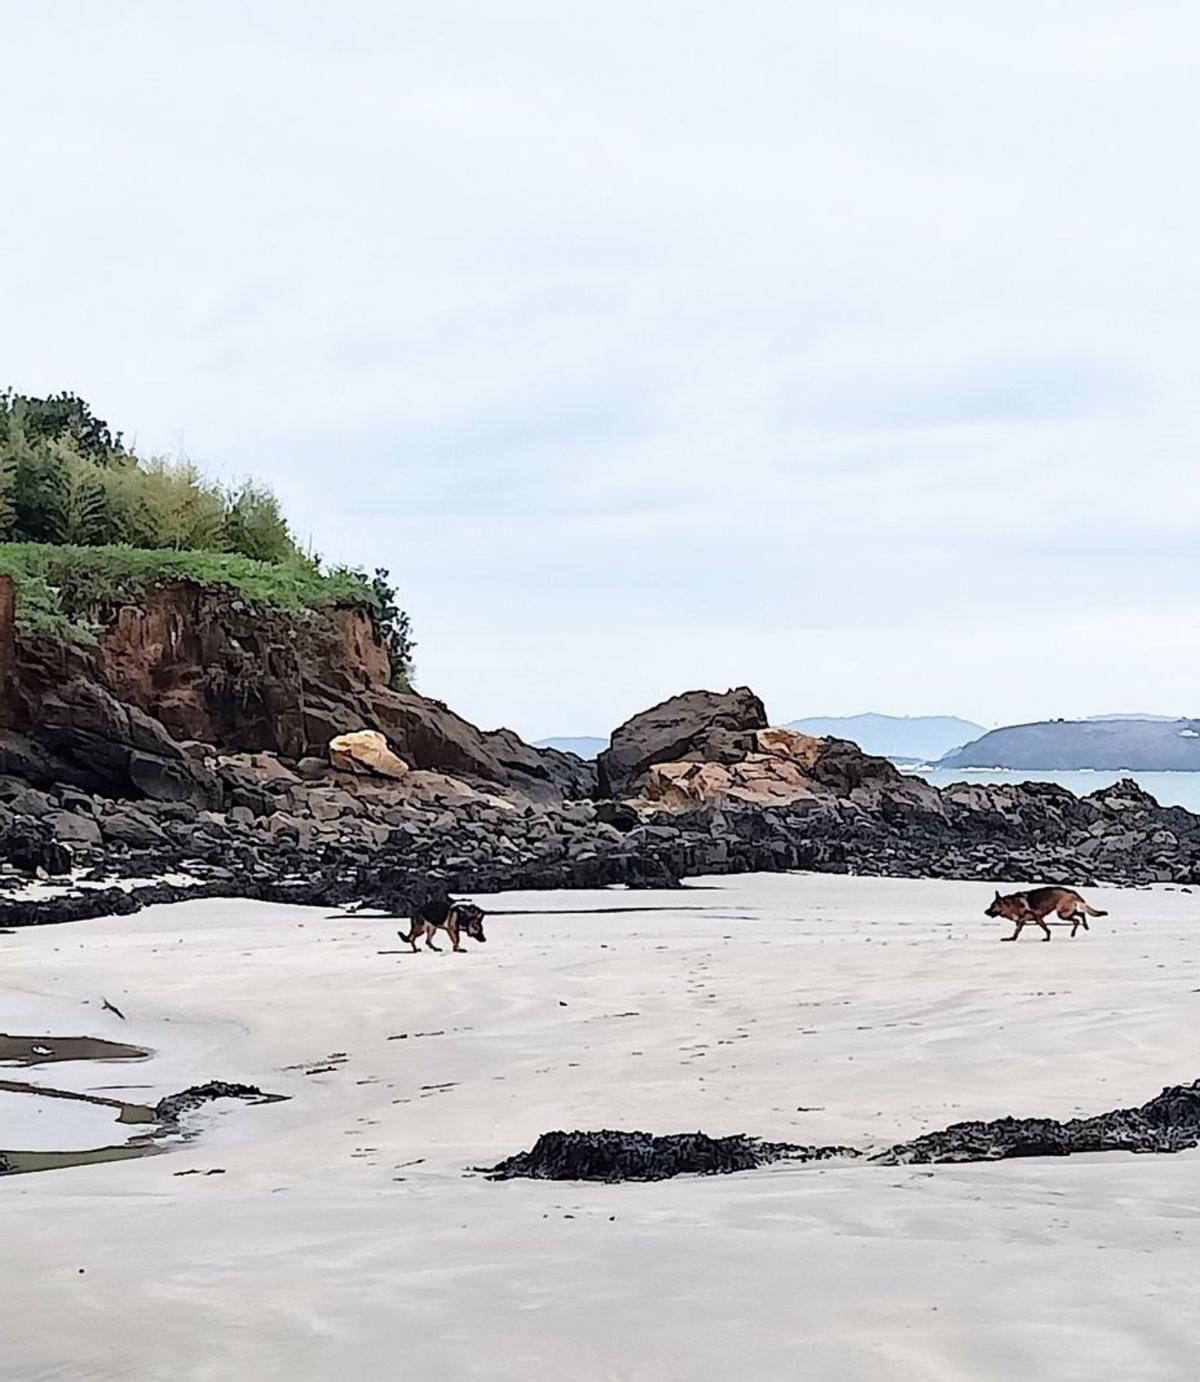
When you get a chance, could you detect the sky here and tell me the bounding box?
[3,2,1200,740]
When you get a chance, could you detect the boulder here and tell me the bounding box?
[101,808,168,849]
[356,690,597,802]
[594,800,640,832]
[329,730,410,780]
[45,810,103,848]
[0,820,73,875]
[755,727,823,765]
[129,751,219,808]
[597,688,768,798]
[640,755,818,810]
[35,679,220,806]
[803,737,901,792]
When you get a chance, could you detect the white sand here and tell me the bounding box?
[3,873,1200,1381]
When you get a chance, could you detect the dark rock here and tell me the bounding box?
[0,885,142,928]
[483,1129,857,1182]
[45,810,103,848]
[594,800,640,832]
[101,809,168,849]
[154,1081,267,1123]
[806,738,902,792]
[179,740,218,762]
[8,787,54,818]
[363,691,597,802]
[0,820,73,875]
[129,751,217,808]
[878,1078,1200,1164]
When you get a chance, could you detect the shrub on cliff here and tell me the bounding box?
[0,391,296,562]
[0,391,416,670]
[368,566,415,690]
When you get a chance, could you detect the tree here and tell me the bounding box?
[1,389,123,463]
[369,567,415,690]
[221,481,295,562]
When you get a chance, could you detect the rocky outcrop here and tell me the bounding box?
[597,687,767,798]
[634,727,904,810]
[4,660,1200,931]
[22,677,221,806]
[356,692,593,802]
[1,581,589,805]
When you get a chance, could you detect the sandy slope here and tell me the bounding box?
[3,874,1200,1381]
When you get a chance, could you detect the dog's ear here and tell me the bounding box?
[994,890,1001,900]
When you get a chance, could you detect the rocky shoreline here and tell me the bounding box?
[2,751,1198,929]
[1,579,1198,926]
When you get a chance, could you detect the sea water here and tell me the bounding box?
[905,766,1200,814]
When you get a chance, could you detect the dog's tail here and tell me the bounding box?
[1083,902,1108,917]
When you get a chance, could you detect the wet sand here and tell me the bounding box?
[3,875,1200,1380]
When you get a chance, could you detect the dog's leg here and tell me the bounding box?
[1070,915,1079,938]
[447,911,463,952]
[1037,915,1052,941]
[1002,919,1023,941]
[424,923,442,952]
[398,924,419,953]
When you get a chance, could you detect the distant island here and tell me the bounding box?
[939,718,1200,771]
[785,714,985,763]
[539,714,1200,774]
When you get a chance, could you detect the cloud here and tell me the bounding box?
[3,2,1200,737]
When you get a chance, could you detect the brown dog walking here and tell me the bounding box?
[985,887,1107,941]
[399,896,488,953]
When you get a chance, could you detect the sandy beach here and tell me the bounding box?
[4,873,1200,1380]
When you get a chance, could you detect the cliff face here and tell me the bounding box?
[0,577,593,803]
[89,583,389,756]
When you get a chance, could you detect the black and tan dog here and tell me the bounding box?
[399,897,487,953]
[985,887,1107,942]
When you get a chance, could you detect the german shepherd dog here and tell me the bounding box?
[399,897,487,953]
[985,887,1107,941]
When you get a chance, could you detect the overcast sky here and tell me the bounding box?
[3,3,1199,739]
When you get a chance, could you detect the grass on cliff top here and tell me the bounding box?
[0,543,376,643]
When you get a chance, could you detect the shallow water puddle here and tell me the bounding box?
[0,1033,149,1066]
[1,1030,159,1176]
[1,1143,160,1175]
[0,1081,162,1176]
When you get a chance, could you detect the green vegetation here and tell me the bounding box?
[1,390,298,560]
[0,544,374,642]
[366,567,416,691]
[0,391,415,687]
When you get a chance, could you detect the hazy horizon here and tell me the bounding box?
[539,707,1192,742]
[5,3,1200,740]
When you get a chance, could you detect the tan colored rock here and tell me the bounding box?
[754,727,823,767]
[640,752,821,810]
[328,729,409,780]
[400,770,518,810]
